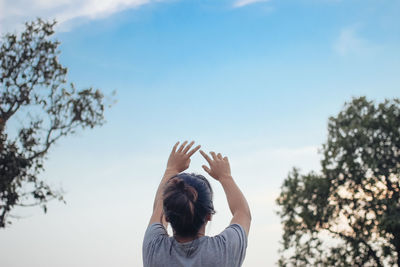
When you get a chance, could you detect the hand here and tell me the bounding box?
[200,150,232,181]
[166,141,201,173]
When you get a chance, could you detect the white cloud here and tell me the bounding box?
[233,0,270,8]
[0,0,157,33]
[333,25,374,56]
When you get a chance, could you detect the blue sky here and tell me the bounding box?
[1,0,399,266]
[54,0,399,145]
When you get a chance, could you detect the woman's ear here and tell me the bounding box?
[206,214,212,222]
[161,212,169,223]
[164,213,169,222]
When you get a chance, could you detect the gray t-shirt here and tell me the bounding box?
[142,223,248,267]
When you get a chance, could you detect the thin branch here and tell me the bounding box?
[327,228,383,267]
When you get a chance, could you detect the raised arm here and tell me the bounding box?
[148,141,201,227]
[200,150,251,236]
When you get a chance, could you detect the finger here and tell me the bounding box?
[177,140,188,153]
[217,153,222,159]
[210,151,217,160]
[186,158,191,168]
[172,141,180,153]
[223,156,229,162]
[183,140,195,154]
[187,145,201,157]
[200,150,212,164]
[202,165,211,174]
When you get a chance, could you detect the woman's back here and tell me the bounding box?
[143,223,247,267]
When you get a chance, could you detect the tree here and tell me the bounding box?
[276,97,400,266]
[0,19,110,227]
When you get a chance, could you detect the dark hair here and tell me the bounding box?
[163,173,215,237]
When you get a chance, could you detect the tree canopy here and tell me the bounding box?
[276,97,400,266]
[0,19,110,227]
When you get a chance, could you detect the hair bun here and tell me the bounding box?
[169,177,198,202]
[186,185,198,203]
[163,173,215,238]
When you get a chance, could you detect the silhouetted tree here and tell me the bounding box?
[277,97,400,266]
[0,18,109,227]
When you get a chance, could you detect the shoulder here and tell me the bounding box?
[203,224,248,266]
[217,223,248,247]
[143,223,170,249]
[142,223,171,265]
[145,223,168,236]
[207,224,248,253]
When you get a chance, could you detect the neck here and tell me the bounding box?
[174,224,206,243]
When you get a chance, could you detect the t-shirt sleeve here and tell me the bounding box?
[143,223,167,246]
[142,223,168,266]
[218,223,248,266]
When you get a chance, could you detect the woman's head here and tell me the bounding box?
[163,173,215,238]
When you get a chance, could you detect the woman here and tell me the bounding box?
[143,141,251,267]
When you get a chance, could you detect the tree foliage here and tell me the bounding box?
[0,19,109,227]
[276,97,400,266]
